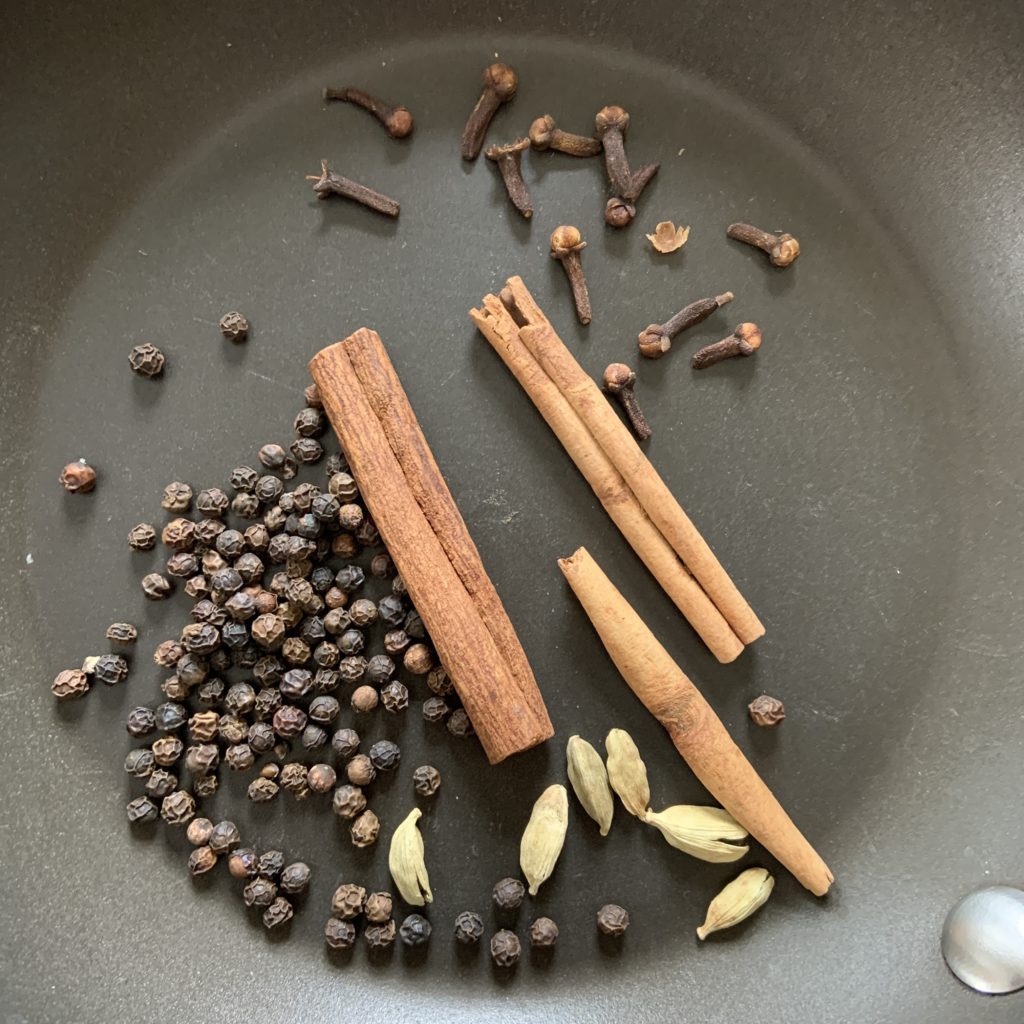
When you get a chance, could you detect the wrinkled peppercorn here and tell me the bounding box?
[142,573,174,600]
[257,850,285,878]
[332,883,366,919]
[281,636,311,666]
[126,705,157,737]
[346,754,376,786]
[493,877,525,911]
[280,762,310,799]
[530,917,559,948]
[365,919,396,950]
[224,681,256,715]
[328,472,359,501]
[377,594,405,628]
[160,676,189,701]
[392,575,408,598]
[248,777,279,802]
[145,768,178,799]
[153,640,184,668]
[351,809,380,848]
[337,630,364,657]
[273,705,307,739]
[332,784,367,820]
[258,443,288,471]
[60,461,96,493]
[161,518,196,552]
[368,740,401,773]
[447,709,474,738]
[350,685,378,713]
[356,518,380,547]
[224,743,255,772]
[106,622,138,645]
[186,817,214,846]
[188,845,218,876]
[155,701,187,731]
[331,728,360,760]
[403,609,425,639]
[334,565,364,594]
[421,697,450,725]
[184,576,210,599]
[380,680,409,714]
[290,437,324,464]
[227,848,259,879]
[403,643,434,675]
[490,929,521,967]
[596,904,629,936]
[347,598,377,629]
[230,466,260,492]
[262,896,294,929]
[365,892,393,924]
[454,911,485,945]
[383,629,410,656]
[294,406,326,437]
[245,523,271,552]
[412,765,441,797]
[324,607,352,635]
[302,723,328,751]
[217,714,248,744]
[128,523,158,551]
[220,311,249,340]
[161,790,196,825]
[194,518,226,546]
[190,600,225,626]
[195,487,229,518]
[128,342,166,377]
[205,820,240,854]
[127,796,159,824]
[182,623,220,656]
[151,735,184,766]
[324,917,357,950]
[185,743,219,777]
[243,877,277,908]
[370,552,394,578]
[256,475,284,504]
[279,861,311,895]
[307,697,339,726]
[201,550,227,575]
[331,534,358,559]
[161,481,193,512]
[400,914,432,948]
[362,655,394,688]
[248,721,276,754]
[188,710,219,741]
[339,656,367,685]
[251,613,286,649]
[194,774,218,799]
[52,668,90,700]
[166,552,199,578]
[176,652,207,687]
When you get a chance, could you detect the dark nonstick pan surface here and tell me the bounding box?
[2,2,1022,1021]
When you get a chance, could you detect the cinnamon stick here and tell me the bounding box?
[559,546,832,895]
[502,276,765,647]
[341,328,546,709]
[471,295,743,663]
[309,338,552,763]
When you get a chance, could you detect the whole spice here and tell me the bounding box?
[604,164,660,228]
[161,481,193,512]
[485,139,533,219]
[278,862,311,895]
[273,705,307,738]
[530,917,559,948]
[59,461,96,494]
[726,223,800,267]
[126,706,157,736]
[151,735,184,766]
[646,221,690,253]
[384,629,410,656]
[224,742,254,772]
[186,817,214,846]
[528,114,600,157]
[332,785,367,820]
[549,226,591,325]
[306,159,400,218]
[519,784,568,895]
[351,685,378,713]
[365,891,393,923]
[247,777,279,802]
[644,805,749,862]
[106,622,138,645]
[307,763,337,793]
[446,709,473,738]
[280,762,311,799]
[461,62,518,160]
[402,643,433,675]
[364,653,394,686]
[492,877,525,911]
[602,364,651,441]
[243,877,277,908]
[228,849,259,880]
[637,291,735,360]
[748,694,786,727]
[145,769,177,799]
[263,896,294,929]
[219,311,249,341]
[160,790,196,825]
[52,668,89,700]
[399,914,432,948]
[323,86,413,139]
[93,654,129,685]
[331,727,360,759]
[490,929,521,967]
[380,680,409,713]
[369,740,401,772]
[128,523,158,551]
[346,755,376,787]
[454,910,485,945]
[331,883,366,919]
[412,765,440,797]
[208,820,241,854]
[324,917,357,950]
[258,850,285,878]
[247,722,274,752]
[597,904,629,936]
[697,867,774,939]
[388,807,432,906]
[142,573,173,600]
[594,106,633,195]
[566,735,614,836]
[692,323,763,370]
[421,696,449,724]
[188,846,218,876]
[126,796,158,824]
[185,743,219,776]
[604,728,650,819]
[365,919,397,950]
[194,774,218,799]
[128,342,166,377]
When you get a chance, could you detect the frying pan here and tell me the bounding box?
[2,1,1022,1021]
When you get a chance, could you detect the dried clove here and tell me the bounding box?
[323,86,413,139]
[594,106,633,195]
[602,364,651,441]
[528,115,601,157]
[550,226,591,325]
[485,139,533,219]
[748,694,785,727]
[638,292,734,359]
[692,323,763,370]
[727,223,800,267]
[461,62,518,160]
[305,159,400,218]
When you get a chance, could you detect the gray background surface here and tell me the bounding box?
[1,1,1022,1022]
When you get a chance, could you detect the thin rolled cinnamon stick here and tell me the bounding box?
[471,295,743,663]
[341,328,546,706]
[559,546,832,895]
[309,339,552,763]
[503,276,765,646]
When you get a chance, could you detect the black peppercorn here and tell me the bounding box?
[383,629,410,656]
[421,697,450,725]
[355,517,380,547]
[323,607,352,635]
[106,622,138,645]
[346,754,376,786]
[324,917,357,950]
[359,656,392,689]
[207,820,241,854]
[154,640,184,668]
[365,919,396,950]
[346,599,376,629]
[331,534,358,559]
[224,592,256,623]
[161,481,193,512]
[228,848,259,879]
[88,654,129,686]
[186,817,214,846]
[248,777,279,803]
[380,680,409,714]
[258,443,288,471]
[51,668,90,700]
[293,407,326,437]
[233,552,264,583]
[248,721,276,754]
[160,676,189,701]
[399,914,432,948]
[331,882,366,919]
[392,575,408,598]
[186,710,218,742]
[403,643,433,676]
[210,567,243,597]
[310,641,338,668]
[216,715,247,746]
[126,706,157,737]
[327,472,358,501]
[194,677,224,705]
[231,643,259,669]
[128,341,166,377]
[412,765,441,797]
[185,743,219,777]
[305,763,336,794]
[219,622,249,649]
[314,668,341,693]
[403,610,426,640]
[255,475,284,504]
[176,652,208,687]
[214,529,244,559]
[331,727,360,760]
[190,600,226,626]
[201,550,227,575]
[161,518,196,552]
[447,709,473,738]
[244,523,271,553]
[336,503,364,532]
[308,695,340,724]
[193,774,218,799]
[278,668,312,701]
[151,735,184,766]
[161,790,196,825]
[309,565,334,593]
[332,784,367,820]
[262,896,294,929]
[493,877,525,911]
[194,517,226,546]
[352,811,380,849]
[300,614,327,645]
[228,465,259,492]
[334,565,365,594]
[223,681,255,716]
[183,575,210,600]
[256,850,285,879]
[350,684,378,713]
[145,768,178,799]
[251,613,286,649]
[188,845,218,876]
[490,929,521,967]
[370,552,394,578]
[243,877,278,908]
[454,911,485,945]
[252,690,283,724]
[368,740,401,772]
[356,892,389,924]
[337,629,365,656]
[219,311,249,340]
[530,917,559,948]
[253,656,283,687]
[128,523,158,551]
[290,437,324,464]
[224,743,255,771]
[196,487,229,518]
[280,762,310,799]
[231,491,260,519]
[182,623,221,656]
[142,572,174,600]
[126,796,159,824]
[166,552,199,578]
[279,861,311,895]
[281,636,311,666]
[377,594,405,628]
[596,904,629,936]
[154,701,187,731]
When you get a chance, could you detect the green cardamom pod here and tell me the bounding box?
[566,735,614,836]
[697,867,774,940]
[519,784,569,896]
[643,805,749,863]
[388,807,433,906]
[605,728,650,819]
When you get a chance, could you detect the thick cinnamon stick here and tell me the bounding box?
[502,276,765,646]
[341,328,547,708]
[471,295,743,663]
[309,339,552,763]
[559,547,832,895]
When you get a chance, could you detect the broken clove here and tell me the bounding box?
[323,86,413,139]
[603,364,651,440]
[692,323,762,370]
[461,62,518,160]
[485,139,532,219]
[550,225,591,325]
[529,115,601,157]
[727,223,800,267]
[605,162,661,228]
[305,159,400,218]
[638,292,734,359]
